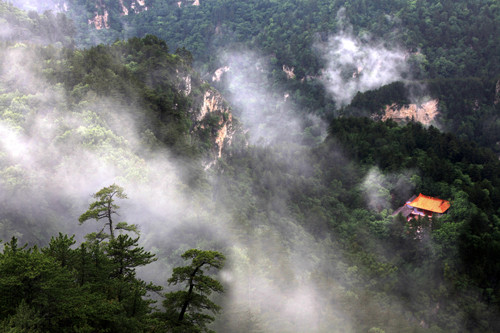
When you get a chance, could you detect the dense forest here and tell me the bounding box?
[0,0,500,332]
[61,0,499,78]
[57,0,500,114]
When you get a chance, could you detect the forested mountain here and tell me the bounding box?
[0,1,73,46]
[61,0,499,78]
[57,0,500,150]
[57,0,499,111]
[1,0,500,332]
[345,78,500,154]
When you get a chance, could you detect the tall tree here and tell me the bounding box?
[162,249,225,333]
[77,185,160,331]
[108,234,156,280]
[78,184,136,241]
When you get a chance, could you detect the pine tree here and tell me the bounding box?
[162,249,225,333]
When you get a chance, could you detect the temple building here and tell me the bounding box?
[393,193,450,221]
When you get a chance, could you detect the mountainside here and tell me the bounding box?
[1,1,500,332]
[58,0,499,108]
[345,79,500,154]
[0,31,239,242]
[60,0,499,76]
[57,0,500,151]
[0,1,74,46]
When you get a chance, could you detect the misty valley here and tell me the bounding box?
[0,0,499,332]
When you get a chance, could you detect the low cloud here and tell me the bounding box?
[362,166,417,212]
[9,0,62,12]
[218,49,326,145]
[316,26,409,106]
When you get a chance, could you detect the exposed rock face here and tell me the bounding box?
[130,0,147,13]
[212,66,230,82]
[380,99,439,125]
[353,65,363,78]
[190,88,237,168]
[197,90,219,121]
[87,0,147,29]
[119,0,128,15]
[87,0,109,29]
[214,113,232,158]
[283,65,295,79]
[171,70,237,167]
[176,0,201,7]
[175,70,192,96]
[88,9,109,30]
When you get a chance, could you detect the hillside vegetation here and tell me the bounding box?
[61,0,500,114]
[0,1,499,332]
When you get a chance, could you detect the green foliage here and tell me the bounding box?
[161,249,225,332]
[108,234,156,280]
[1,2,500,331]
[213,113,500,331]
[0,2,74,47]
[42,233,76,268]
[0,237,90,331]
[78,183,132,240]
[345,78,500,154]
[0,184,221,332]
[326,117,500,308]
[0,233,161,332]
[59,0,499,116]
[0,34,217,243]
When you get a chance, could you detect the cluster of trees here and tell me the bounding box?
[213,115,500,331]
[325,118,500,287]
[65,0,499,79]
[49,35,201,157]
[1,1,500,331]
[0,1,74,46]
[345,78,500,154]
[0,35,211,244]
[59,0,499,114]
[0,184,225,332]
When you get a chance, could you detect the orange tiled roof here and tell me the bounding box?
[408,193,450,213]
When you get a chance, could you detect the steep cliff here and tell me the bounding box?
[190,87,238,168]
[378,99,439,126]
[88,0,109,30]
[87,0,147,30]
[173,65,238,167]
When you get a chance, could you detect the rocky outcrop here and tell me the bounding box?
[158,67,237,167]
[175,70,192,96]
[88,11,109,30]
[88,0,109,30]
[191,88,237,168]
[119,0,128,15]
[176,0,201,7]
[379,99,439,126]
[212,66,230,82]
[87,0,147,29]
[283,65,295,79]
[130,0,147,14]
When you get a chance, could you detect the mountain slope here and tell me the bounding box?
[0,34,237,243]
[1,2,500,332]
